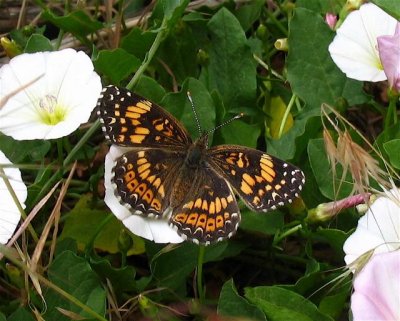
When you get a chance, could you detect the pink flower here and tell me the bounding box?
[377,22,400,92]
[351,251,400,320]
[325,13,337,30]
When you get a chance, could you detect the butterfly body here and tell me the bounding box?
[97,85,305,245]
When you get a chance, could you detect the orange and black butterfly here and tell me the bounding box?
[97,85,305,245]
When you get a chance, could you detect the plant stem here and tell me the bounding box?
[196,245,206,303]
[385,93,398,129]
[64,120,101,167]
[57,139,64,167]
[126,17,169,90]
[274,223,302,244]
[278,94,296,138]
[31,121,100,208]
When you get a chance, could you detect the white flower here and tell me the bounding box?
[343,188,400,266]
[0,151,27,244]
[351,251,400,321]
[328,3,398,81]
[104,145,184,244]
[0,48,102,140]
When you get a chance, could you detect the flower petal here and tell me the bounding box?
[0,151,27,244]
[377,22,400,91]
[104,145,184,244]
[0,49,102,140]
[351,251,400,321]
[343,188,400,266]
[329,3,397,81]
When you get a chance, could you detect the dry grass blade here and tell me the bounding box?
[29,161,77,297]
[321,104,392,197]
[0,181,61,260]
[0,74,43,109]
[56,307,87,320]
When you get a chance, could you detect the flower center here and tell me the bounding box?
[38,95,67,125]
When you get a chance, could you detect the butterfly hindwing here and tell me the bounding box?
[97,85,191,148]
[207,145,305,212]
[112,148,185,217]
[170,168,240,244]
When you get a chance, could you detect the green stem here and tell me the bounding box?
[31,121,101,207]
[385,93,398,129]
[274,224,302,244]
[63,120,101,167]
[265,8,288,36]
[278,94,296,138]
[196,245,206,303]
[85,214,114,254]
[126,17,169,90]
[57,139,64,167]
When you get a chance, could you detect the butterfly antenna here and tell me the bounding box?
[207,113,244,135]
[187,91,202,136]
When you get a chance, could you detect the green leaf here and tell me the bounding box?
[151,0,190,28]
[267,109,320,160]
[245,286,334,321]
[219,120,261,148]
[90,254,137,293]
[7,308,35,321]
[218,279,266,321]
[94,49,141,84]
[240,210,284,235]
[0,135,50,163]
[296,0,341,13]
[44,251,106,321]
[383,139,400,169]
[162,78,216,138]
[287,8,367,110]
[206,8,257,110]
[313,228,349,257]
[42,10,102,39]
[372,0,400,19]
[135,75,166,103]
[24,34,53,52]
[235,0,264,31]
[150,241,244,292]
[308,138,353,199]
[150,242,227,291]
[60,195,145,255]
[157,26,199,84]
[319,287,350,320]
[120,28,156,60]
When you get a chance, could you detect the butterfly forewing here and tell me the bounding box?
[207,145,305,212]
[97,85,191,148]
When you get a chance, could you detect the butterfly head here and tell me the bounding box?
[185,133,209,168]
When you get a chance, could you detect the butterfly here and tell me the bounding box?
[97,85,305,245]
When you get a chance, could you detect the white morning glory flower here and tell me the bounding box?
[351,251,400,321]
[0,151,27,244]
[343,188,400,267]
[0,48,102,140]
[104,145,184,244]
[328,3,398,81]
